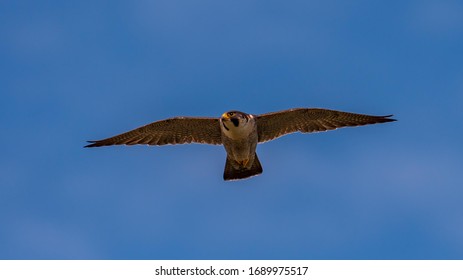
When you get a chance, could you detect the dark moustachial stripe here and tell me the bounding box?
[231,118,239,127]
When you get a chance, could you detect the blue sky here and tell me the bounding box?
[1,0,463,259]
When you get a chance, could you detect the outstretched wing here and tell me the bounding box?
[85,117,222,147]
[256,108,396,143]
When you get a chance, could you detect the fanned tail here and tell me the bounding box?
[223,154,263,181]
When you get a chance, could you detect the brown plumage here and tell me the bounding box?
[256,108,395,143]
[85,117,222,147]
[85,108,396,180]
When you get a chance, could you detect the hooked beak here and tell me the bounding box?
[221,112,230,120]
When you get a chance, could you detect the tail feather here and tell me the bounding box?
[223,154,263,181]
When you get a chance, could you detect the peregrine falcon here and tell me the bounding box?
[85,108,396,181]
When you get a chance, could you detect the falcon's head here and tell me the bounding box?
[220,111,255,138]
[221,111,249,127]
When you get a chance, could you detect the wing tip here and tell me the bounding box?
[380,115,397,123]
[84,141,98,148]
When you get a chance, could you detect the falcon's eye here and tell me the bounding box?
[228,112,235,117]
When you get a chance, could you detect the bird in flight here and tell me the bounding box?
[85,108,396,181]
